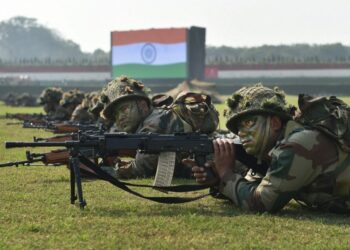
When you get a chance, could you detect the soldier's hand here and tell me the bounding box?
[182,158,219,186]
[213,138,235,179]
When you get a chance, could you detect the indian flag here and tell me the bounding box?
[111,28,187,79]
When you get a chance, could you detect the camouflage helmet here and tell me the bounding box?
[226,83,296,133]
[86,91,100,104]
[17,93,37,106]
[101,75,151,120]
[172,91,219,133]
[59,89,85,107]
[38,87,63,105]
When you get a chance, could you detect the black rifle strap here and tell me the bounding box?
[78,157,211,192]
[78,155,212,204]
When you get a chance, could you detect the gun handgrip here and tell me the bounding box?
[195,154,218,184]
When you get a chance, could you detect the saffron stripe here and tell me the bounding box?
[111,28,187,45]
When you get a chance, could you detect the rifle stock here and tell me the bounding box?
[32,150,70,165]
[0,149,69,167]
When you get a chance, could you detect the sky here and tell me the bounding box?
[1,0,350,53]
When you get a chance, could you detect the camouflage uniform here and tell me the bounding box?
[70,103,94,123]
[101,76,151,122]
[125,107,195,178]
[50,105,71,121]
[99,76,151,176]
[70,92,97,123]
[100,76,219,179]
[118,92,219,179]
[3,93,17,106]
[220,84,350,213]
[16,93,37,106]
[38,87,65,119]
[86,91,102,122]
[58,89,85,121]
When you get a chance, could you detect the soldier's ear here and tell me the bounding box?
[137,100,150,114]
[270,116,282,131]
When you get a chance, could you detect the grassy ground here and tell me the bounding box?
[1,99,350,249]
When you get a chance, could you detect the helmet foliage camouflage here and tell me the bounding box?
[38,87,63,105]
[17,93,37,106]
[226,83,295,133]
[59,89,85,107]
[172,91,219,133]
[101,76,151,120]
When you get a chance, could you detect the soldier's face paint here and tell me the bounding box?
[237,115,269,156]
[114,100,144,133]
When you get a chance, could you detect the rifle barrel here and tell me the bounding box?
[0,158,42,167]
[6,142,69,148]
[5,141,98,148]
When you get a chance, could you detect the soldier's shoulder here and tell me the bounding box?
[137,108,179,133]
[55,105,67,113]
[53,105,69,119]
[279,120,337,154]
[143,108,174,122]
[73,104,88,113]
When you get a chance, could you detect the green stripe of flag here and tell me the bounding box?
[112,63,187,78]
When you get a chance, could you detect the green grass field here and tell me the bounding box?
[1,98,350,249]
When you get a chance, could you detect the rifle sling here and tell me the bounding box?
[78,155,213,204]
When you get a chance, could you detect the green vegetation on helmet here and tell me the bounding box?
[101,75,151,120]
[59,89,85,107]
[226,83,296,133]
[38,87,63,105]
[172,91,219,133]
[16,93,37,106]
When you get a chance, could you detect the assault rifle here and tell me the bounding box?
[1,113,66,127]
[23,121,105,134]
[0,150,70,168]
[5,133,268,208]
[0,113,46,121]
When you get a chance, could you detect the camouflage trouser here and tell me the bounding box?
[112,152,194,179]
[101,166,118,178]
[296,193,350,214]
[98,155,155,180]
[321,198,350,214]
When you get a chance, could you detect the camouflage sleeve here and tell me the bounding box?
[125,109,162,177]
[124,109,192,178]
[51,106,69,121]
[219,142,323,212]
[130,152,159,177]
[70,106,80,121]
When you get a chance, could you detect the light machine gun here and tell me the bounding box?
[5,133,268,209]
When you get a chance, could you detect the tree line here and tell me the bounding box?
[1,16,350,66]
[206,44,350,65]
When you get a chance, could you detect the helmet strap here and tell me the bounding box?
[135,99,151,119]
[256,116,271,164]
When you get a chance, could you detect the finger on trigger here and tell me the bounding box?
[183,158,197,168]
[213,139,220,155]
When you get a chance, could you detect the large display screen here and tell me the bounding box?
[111,28,188,79]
